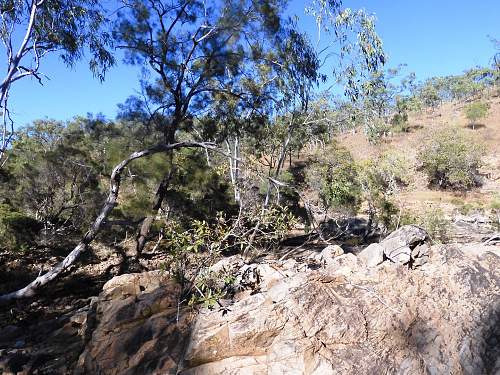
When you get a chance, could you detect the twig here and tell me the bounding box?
[483,233,500,245]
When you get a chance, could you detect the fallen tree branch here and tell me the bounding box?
[0,141,216,303]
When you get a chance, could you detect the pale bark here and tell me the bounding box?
[0,0,45,163]
[226,136,241,204]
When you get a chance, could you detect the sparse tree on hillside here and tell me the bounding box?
[0,0,114,165]
[418,127,484,190]
[464,101,489,130]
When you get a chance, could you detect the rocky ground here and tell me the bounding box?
[1,226,499,374]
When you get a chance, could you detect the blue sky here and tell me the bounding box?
[6,0,500,126]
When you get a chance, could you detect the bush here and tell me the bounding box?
[0,204,42,251]
[418,127,484,190]
[357,152,412,232]
[306,144,361,217]
[365,118,391,144]
[463,101,489,129]
[400,206,450,243]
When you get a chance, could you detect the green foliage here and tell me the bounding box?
[418,127,484,190]
[305,2,385,100]
[0,204,42,251]
[457,201,485,215]
[159,206,296,308]
[400,207,449,243]
[159,215,233,308]
[6,120,105,230]
[415,67,498,110]
[255,206,298,248]
[358,152,412,231]
[418,81,441,109]
[365,118,391,144]
[390,96,422,132]
[306,144,361,216]
[463,101,490,129]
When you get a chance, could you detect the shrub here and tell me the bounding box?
[400,206,450,243]
[306,144,361,217]
[365,118,391,144]
[418,127,484,190]
[159,206,296,309]
[357,152,412,232]
[0,204,42,251]
[463,101,489,130]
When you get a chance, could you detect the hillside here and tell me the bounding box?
[333,91,500,242]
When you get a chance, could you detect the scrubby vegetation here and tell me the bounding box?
[418,127,485,190]
[464,101,490,129]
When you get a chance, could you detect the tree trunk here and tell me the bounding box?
[226,136,241,204]
[134,166,174,258]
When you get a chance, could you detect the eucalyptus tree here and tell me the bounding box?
[0,0,114,165]
[257,0,386,204]
[493,38,500,71]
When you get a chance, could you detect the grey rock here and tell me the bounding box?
[16,243,499,375]
[411,242,430,258]
[312,244,344,264]
[358,243,385,268]
[381,225,429,264]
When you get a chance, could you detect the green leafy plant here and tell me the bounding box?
[357,152,412,232]
[400,207,450,243]
[365,118,391,144]
[463,101,490,130]
[418,127,484,190]
[306,144,362,217]
[0,204,42,251]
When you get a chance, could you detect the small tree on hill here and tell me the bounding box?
[464,101,489,130]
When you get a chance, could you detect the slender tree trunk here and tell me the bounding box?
[133,120,180,259]
[134,154,174,259]
[226,136,241,204]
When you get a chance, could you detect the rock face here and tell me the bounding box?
[75,271,195,375]
[357,243,384,268]
[380,225,430,266]
[70,242,499,375]
[5,239,497,374]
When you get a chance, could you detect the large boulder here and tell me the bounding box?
[358,243,384,268]
[177,244,499,374]
[75,271,195,375]
[380,225,429,265]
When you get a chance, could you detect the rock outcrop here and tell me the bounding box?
[2,238,498,374]
[72,241,499,375]
[380,225,430,266]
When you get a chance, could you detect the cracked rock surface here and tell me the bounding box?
[2,239,498,374]
[72,242,500,375]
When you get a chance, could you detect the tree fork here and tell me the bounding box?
[134,168,173,259]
